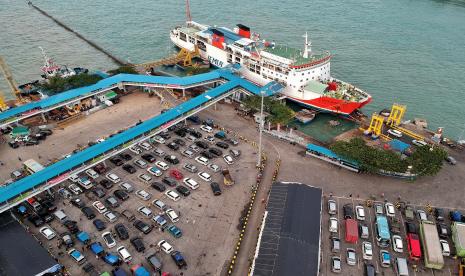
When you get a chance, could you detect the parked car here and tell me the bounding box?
[92,201,107,214]
[129,146,142,154]
[343,204,353,219]
[119,182,134,192]
[104,211,118,222]
[362,242,373,260]
[166,209,179,223]
[392,235,403,253]
[102,232,117,248]
[346,248,356,266]
[152,182,166,192]
[155,161,170,171]
[105,173,120,184]
[158,240,174,254]
[171,251,187,269]
[165,190,181,201]
[109,157,124,166]
[122,164,137,174]
[210,182,222,196]
[136,190,152,201]
[119,153,132,161]
[404,205,415,220]
[417,209,428,221]
[387,129,403,138]
[331,256,341,273]
[138,206,153,218]
[93,219,107,231]
[439,240,450,256]
[445,156,457,165]
[130,237,145,252]
[164,155,180,164]
[141,154,156,163]
[71,198,85,208]
[153,215,168,228]
[162,176,177,187]
[100,179,114,189]
[331,237,340,253]
[355,205,365,221]
[198,171,212,182]
[167,225,182,238]
[223,154,234,165]
[115,223,129,240]
[374,203,384,215]
[176,186,191,197]
[183,163,198,173]
[68,248,86,265]
[40,226,56,240]
[328,199,337,215]
[114,189,129,201]
[437,223,449,238]
[152,199,167,211]
[385,202,395,217]
[380,250,391,267]
[133,220,153,234]
[153,147,166,157]
[134,159,148,168]
[81,207,96,219]
[167,142,180,151]
[435,208,445,221]
[329,217,338,233]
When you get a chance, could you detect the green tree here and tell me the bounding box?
[242,95,294,130]
[407,145,447,176]
[108,65,138,75]
[39,74,103,94]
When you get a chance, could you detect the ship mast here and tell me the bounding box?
[302,32,312,58]
[186,0,192,23]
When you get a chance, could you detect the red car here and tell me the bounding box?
[169,169,183,180]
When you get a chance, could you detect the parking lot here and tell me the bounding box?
[320,195,460,276]
[20,121,259,275]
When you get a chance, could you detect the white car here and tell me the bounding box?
[200,125,213,133]
[387,129,403,138]
[355,205,365,221]
[102,232,116,248]
[155,161,169,171]
[328,199,337,215]
[189,144,200,152]
[412,139,427,147]
[117,246,132,263]
[165,208,179,223]
[137,174,153,185]
[158,240,174,254]
[182,149,195,158]
[204,136,215,143]
[208,163,221,172]
[69,174,79,183]
[183,178,199,190]
[417,209,428,221]
[139,141,153,151]
[152,199,167,211]
[68,184,83,195]
[104,211,117,222]
[329,217,338,233]
[362,241,373,260]
[392,235,403,253]
[119,182,134,192]
[439,239,450,256]
[92,201,107,214]
[147,167,162,177]
[186,135,196,142]
[39,226,56,240]
[106,173,121,183]
[153,147,166,157]
[385,202,395,217]
[165,190,180,202]
[129,146,142,155]
[152,136,165,144]
[195,156,209,166]
[137,206,153,218]
[78,177,93,190]
[68,248,86,264]
[136,190,152,201]
[85,169,99,179]
[223,154,234,165]
[198,172,212,182]
[134,159,147,169]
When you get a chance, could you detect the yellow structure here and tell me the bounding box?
[136,47,200,70]
[0,56,25,103]
[387,103,406,126]
[367,113,385,137]
[0,91,7,111]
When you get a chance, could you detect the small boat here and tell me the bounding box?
[295,109,316,124]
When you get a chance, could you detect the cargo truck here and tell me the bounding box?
[452,222,465,257]
[345,219,358,243]
[419,221,444,269]
[222,169,234,186]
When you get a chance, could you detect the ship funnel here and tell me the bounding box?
[237,24,251,39]
[212,29,225,49]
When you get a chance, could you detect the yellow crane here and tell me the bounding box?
[0,90,8,111]
[135,47,200,71]
[0,56,25,104]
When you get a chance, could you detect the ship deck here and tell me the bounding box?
[262,45,329,66]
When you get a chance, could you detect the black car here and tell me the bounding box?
[119,153,132,161]
[8,141,19,148]
[159,132,171,140]
[92,187,106,198]
[171,251,187,269]
[109,157,124,166]
[114,189,129,201]
[100,179,114,189]
[141,154,156,163]
[64,220,79,234]
[133,220,153,234]
[130,237,146,252]
[190,130,202,138]
[195,141,209,149]
[210,182,222,196]
[93,219,107,231]
[176,185,191,197]
[187,115,201,124]
[82,263,96,274]
[173,139,186,146]
[405,222,417,234]
[216,141,229,149]
[343,204,353,219]
[81,206,96,219]
[25,139,39,146]
[28,215,44,227]
[122,164,137,174]
[209,147,223,157]
[115,223,129,240]
[94,163,107,174]
[437,223,449,238]
[151,182,166,192]
[435,208,445,221]
[162,177,177,187]
[167,142,180,151]
[200,151,215,159]
[174,129,187,137]
[71,198,85,208]
[40,129,53,136]
[41,213,55,223]
[164,155,179,164]
[41,200,57,213]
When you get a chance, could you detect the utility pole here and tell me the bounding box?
[257,91,265,167]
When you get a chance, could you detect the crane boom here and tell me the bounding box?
[0,56,23,102]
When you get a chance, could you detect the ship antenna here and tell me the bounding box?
[302,32,312,58]
[186,0,192,23]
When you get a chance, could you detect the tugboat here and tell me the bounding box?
[170,20,371,115]
[39,47,88,79]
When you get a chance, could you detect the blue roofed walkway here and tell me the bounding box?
[0,68,283,211]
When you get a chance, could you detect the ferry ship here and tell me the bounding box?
[170,21,371,115]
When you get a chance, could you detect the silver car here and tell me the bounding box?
[328,199,337,215]
[331,256,341,273]
[346,248,356,266]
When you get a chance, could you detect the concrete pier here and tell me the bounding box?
[29,2,126,66]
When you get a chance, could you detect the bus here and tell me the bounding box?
[375,215,391,247]
[23,159,45,175]
[305,143,360,173]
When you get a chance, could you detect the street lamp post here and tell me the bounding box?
[257,91,265,167]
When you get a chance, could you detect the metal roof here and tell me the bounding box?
[252,182,322,276]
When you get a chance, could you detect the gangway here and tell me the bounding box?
[391,125,424,141]
[135,47,200,70]
[0,69,283,212]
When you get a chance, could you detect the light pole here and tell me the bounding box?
[257,91,265,167]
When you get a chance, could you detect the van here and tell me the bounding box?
[395,257,409,276]
[54,209,68,222]
[117,246,132,263]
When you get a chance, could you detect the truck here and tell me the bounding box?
[452,222,465,257]
[419,221,444,269]
[222,169,235,186]
[345,219,358,244]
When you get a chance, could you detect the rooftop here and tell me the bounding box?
[262,45,329,66]
[251,182,322,276]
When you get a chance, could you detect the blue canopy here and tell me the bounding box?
[76,231,90,243]
[388,139,410,152]
[104,253,119,265]
[134,266,150,276]
[90,242,104,255]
